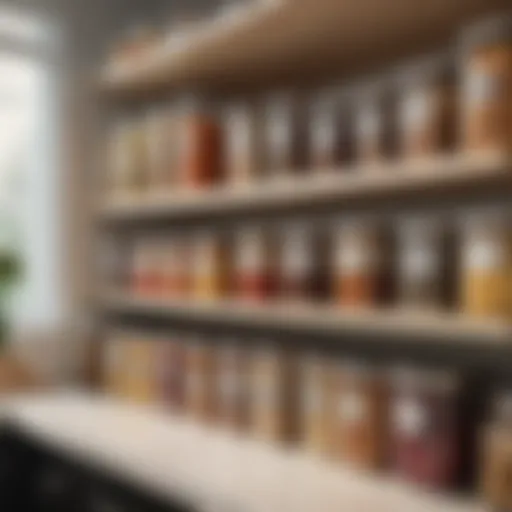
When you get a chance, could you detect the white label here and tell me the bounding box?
[465,69,499,107]
[403,247,438,279]
[358,106,379,140]
[336,244,377,273]
[402,91,430,131]
[465,241,504,271]
[283,230,313,278]
[337,392,367,424]
[237,232,265,272]
[393,398,427,437]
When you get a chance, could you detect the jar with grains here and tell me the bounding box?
[154,338,185,410]
[224,102,262,186]
[250,346,298,444]
[309,90,355,169]
[161,236,192,298]
[176,97,223,189]
[333,219,394,308]
[329,362,387,470]
[185,341,216,422]
[389,368,461,489]
[192,231,232,301]
[216,343,250,431]
[459,13,512,154]
[264,93,308,178]
[397,217,456,310]
[482,391,512,510]
[300,355,330,455]
[125,338,157,405]
[279,222,330,303]
[397,55,457,159]
[460,210,512,319]
[235,226,279,301]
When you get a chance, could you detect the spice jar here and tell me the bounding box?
[235,226,278,301]
[224,103,262,186]
[279,222,329,303]
[176,97,223,189]
[482,392,512,510]
[397,218,455,310]
[397,56,456,159]
[264,93,307,177]
[251,346,298,443]
[390,368,461,489]
[333,219,394,308]
[309,90,355,169]
[161,236,192,298]
[216,343,249,431]
[154,338,185,410]
[192,231,232,301]
[329,362,387,470]
[300,355,330,454]
[185,340,216,422]
[459,14,512,154]
[460,210,512,319]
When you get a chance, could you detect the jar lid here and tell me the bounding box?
[458,11,512,51]
[390,366,460,393]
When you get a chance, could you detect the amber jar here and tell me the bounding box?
[460,210,512,319]
[309,90,355,169]
[176,97,223,189]
[235,226,278,301]
[185,341,216,422]
[333,219,394,308]
[459,14,512,154]
[264,93,307,177]
[192,231,232,301]
[397,56,457,159]
[329,362,388,470]
[279,222,330,303]
[390,368,461,489]
[482,392,512,510]
[300,355,330,455]
[397,218,456,310]
[154,338,185,410]
[216,343,249,431]
[250,346,298,443]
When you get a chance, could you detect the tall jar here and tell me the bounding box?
[131,237,163,296]
[154,337,185,411]
[161,236,192,298]
[125,338,157,405]
[459,14,512,154]
[102,335,126,397]
[329,362,387,470]
[460,210,512,319]
[333,219,394,308]
[389,368,461,489]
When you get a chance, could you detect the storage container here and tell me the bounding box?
[154,338,185,410]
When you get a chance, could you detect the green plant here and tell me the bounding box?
[0,248,21,346]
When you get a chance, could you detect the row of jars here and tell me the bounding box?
[107,12,512,197]
[105,210,512,319]
[104,333,512,496]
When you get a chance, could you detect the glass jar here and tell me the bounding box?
[161,236,192,298]
[389,368,461,489]
[132,237,163,296]
[154,338,185,411]
[329,362,387,469]
[397,56,456,159]
[459,14,512,154]
[460,210,512,319]
[125,338,157,405]
[103,335,126,397]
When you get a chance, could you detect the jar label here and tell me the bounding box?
[358,106,379,140]
[465,69,500,107]
[403,247,439,279]
[393,398,427,437]
[402,91,430,131]
[465,242,504,270]
[237,232,266,272]
[337,392,367,424]
[283,231,314,278]
[336,245,378,272]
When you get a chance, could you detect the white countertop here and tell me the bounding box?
[0,393,488,512]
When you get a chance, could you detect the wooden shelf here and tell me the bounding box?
[99,152,511,223]
[2,394,486,512]
[100,291,512,346]
[99,0,510,96]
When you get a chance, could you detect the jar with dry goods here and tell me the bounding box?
[235,227,278,301]
[329,362,387,470]
[482,391,512,510]
[176,97,223,189]
[300,355,330,455]
[459,14,512,154]
[185,341,216,422]
[250,346,297,443]
[279,222,330,302]
[154,338,185,410]
[460,211,512,319]
[397,56,456,159]
[389,368,461,489]
[333,219,394,308]
[397,218,455,310]
[124,338,157,405]
[309,90,354,169]
[216,343,249,431]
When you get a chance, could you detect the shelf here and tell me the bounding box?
[2,393,486,512]
[100,291,512,347]
[99,0,510,96]
[99,152,512,223]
